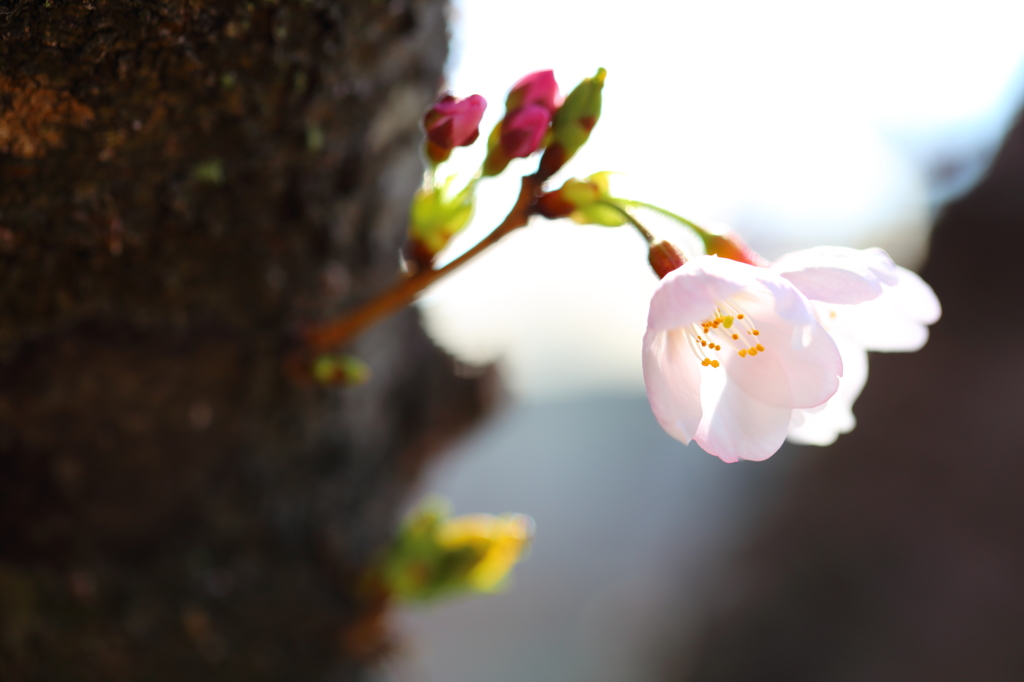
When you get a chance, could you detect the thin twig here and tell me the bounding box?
[305,175,541,352]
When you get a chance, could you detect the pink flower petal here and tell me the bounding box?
[647,258,748,333]
[722,292,843,409]
[787,334,868,445]
[642,329,703,445]
[773,246,898,305]
[695,378,794,462]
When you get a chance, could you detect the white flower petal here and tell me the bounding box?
[642,255,845,462]
[647,258,741,333]
[642,328,703,445]
[773,246,898,305]
[787,336,868,445]
[722,293,843,409]
[695,379,794,462]
[834,267,941,352]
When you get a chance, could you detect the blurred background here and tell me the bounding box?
[377,0,1024,680]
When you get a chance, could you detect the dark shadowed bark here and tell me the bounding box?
[0,1,490,680]
[671,107,1024,682]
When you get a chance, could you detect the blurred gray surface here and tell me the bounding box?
[380,396,803,682]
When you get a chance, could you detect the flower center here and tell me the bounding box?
[687,302,765,369]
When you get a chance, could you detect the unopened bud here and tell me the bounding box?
[539,68,606,178]
[649,240,688,278]
[500,104,552,158]
[701,226,767,266]
[506,70,560,113]
[423,94,487,165]
[536,172,625,226]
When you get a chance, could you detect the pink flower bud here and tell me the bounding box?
[506,70,561,113]
[499,104,551,158]
[423,94,487,149]
[703,228,768,267]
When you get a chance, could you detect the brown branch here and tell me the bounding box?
[305,174,541,352]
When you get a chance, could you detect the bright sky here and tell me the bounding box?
[419,0,1024,400]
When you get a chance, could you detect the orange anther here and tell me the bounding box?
[732,334,739,340]
[738,349,747,357]
[737,314,744,319]
[752,330,760,336]
[710,360,720,368]
[756,343,764,352]
[749,348,758,356]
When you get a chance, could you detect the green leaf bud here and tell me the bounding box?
[312,354,372,386]
[378,498,534,603]
[406,176,476,265]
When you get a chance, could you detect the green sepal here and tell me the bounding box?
[408,175,476,258]
[482,121,511,177]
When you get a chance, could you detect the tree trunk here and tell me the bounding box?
[0,1,489,680]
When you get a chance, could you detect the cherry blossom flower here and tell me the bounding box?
[643,255,843,462]
[771,246,941,445]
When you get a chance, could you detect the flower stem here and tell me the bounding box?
[596,199,656,244]
[305,175,541,351]
[613,199,713,240]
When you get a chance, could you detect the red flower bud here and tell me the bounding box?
[535,189,576,219]
[702,229,768,267]
[506,70,561,113]
[648,240,688,279]
[423,94,487,150]
[499,104,551,158]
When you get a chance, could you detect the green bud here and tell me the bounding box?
[407,176,476,264]
[313,353,371,386]
[539,68,606,178]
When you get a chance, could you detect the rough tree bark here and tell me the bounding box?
[0,1,489,680]
[673,107,1024,681]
